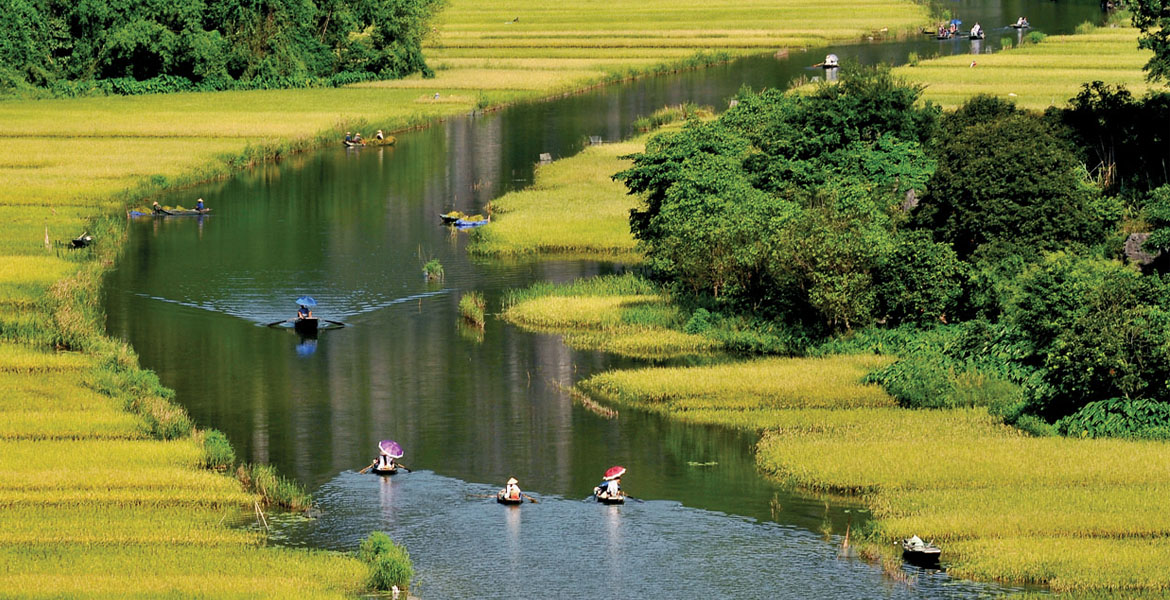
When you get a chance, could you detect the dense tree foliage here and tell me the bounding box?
[619,74,1170,439]
[618,67,939,331]
[914,95,1120,262]
[0,0,443,95]
[1130,0,1170,81]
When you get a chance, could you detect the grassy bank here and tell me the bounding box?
[500,274,719,359]
[894,24,1152,109]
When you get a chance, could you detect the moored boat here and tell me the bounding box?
[439,211,465,223]
[454,216,490,228]
[901,535,942,568]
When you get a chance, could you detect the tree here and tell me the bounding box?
[914,97,1120,262]
[1130,0,1170,81]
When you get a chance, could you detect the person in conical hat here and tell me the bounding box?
[502,477,521,500]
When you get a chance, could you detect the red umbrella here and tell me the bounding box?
[603,465,626,481]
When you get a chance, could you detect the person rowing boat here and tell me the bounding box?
[498,477,524,504]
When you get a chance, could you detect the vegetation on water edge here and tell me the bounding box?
[359,532,414,592]
[423,258,445,281]
[501,274,720,359]
[459,291,486,328]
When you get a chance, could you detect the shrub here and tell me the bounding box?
[358,532,413,591]
[236,464,311,511]
[459,291,486,328]
[423,259,444,281]
[684,308,712,334]
[1057,397,1170,440]
[201,429,235,470]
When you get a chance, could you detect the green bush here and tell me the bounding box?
[1025,31,1048,44]
[459,291,486,328]
[201,429,235,470]
[1057,397,1170,440]
[684,308,712,334]
[236,464,311,511]
[359,532,413,591]
[423,259,444,281]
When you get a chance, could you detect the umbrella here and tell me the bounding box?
[603,465,626,481]
[295,296,317,307]
[379,440,404,458]
[950,18,962,25]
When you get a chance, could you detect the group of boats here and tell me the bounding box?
[365,440,630,505]
[924,17,1028,41]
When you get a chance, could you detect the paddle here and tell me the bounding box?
[322,319,347,327]
[522,493,538,504]
[358,460,377,474]
[395,462,412,472]
[265,318,294,327]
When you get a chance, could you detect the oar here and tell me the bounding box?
[358,460,376,474]
[265,318,293,327]
[395,462,412,472]
[522,493,539,504]
[322,319,347,327]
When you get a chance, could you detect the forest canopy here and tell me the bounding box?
[0,0,444,96]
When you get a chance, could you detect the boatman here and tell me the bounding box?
[195,198,206,212]
[297,304,312,320]
[502,477,521,501]
[151,201,166,215]
[377,452,395,471]
[376,130,385,140]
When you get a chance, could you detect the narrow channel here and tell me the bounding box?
[104,0,1101,595]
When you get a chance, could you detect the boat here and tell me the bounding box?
[127,208,211,217]
[823,54,839,69]
[439,211,465,223]
[497,491,524,505]
[343,140,365,147]
[1011,20,1031,29]
[454,216,490,228]
[901,535,942,568]
[371,463,398,475]
[969,30,985,39]
[593,487,626,504]
[293,316,319,335]
[367,136,396,147]
[70,233,94,248]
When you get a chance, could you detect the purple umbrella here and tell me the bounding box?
[379,440,404,458]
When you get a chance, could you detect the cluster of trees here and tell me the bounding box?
[0,0,444,95]
[618,68,1170,439]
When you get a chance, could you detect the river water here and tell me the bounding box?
[104,1,1102,596]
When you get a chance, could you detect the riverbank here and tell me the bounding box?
[0,1,932,596]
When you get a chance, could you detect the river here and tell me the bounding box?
[104,0,1102,596]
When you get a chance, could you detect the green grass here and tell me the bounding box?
[501,275,720,359]
[470,136,649,259]
[894,26,1152,110]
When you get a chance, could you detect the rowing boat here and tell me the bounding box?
[497,491,524,505]
[294,317,319,335]
[593,487,625,504]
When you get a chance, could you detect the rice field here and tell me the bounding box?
[469,137,648,260]
[894,26,1153,109]
[500,275,720,359]
[578,353,1170,592]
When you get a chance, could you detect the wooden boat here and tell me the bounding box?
[593,486,625,505]
[128,208,211,217]
[454,216,490,228]
[1011,22,1031,29]
[367,136,396,147]
[439,211,465,224]
[294,317,319,335]
[497,491,524,505]
[371,463,398,475]
[901,536,942,568]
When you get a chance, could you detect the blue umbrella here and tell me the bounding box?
[950,18,962,25]
[295,296,317,307]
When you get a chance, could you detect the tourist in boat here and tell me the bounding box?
[354,132,364,144]
[376,452,396,471]
[971,22,982,37]
[297,304,313,320]
[1015,16,1028,27]
[151,201,166,215]
[376,130,385,140]
[501,477,522,501]
[344,132,352,144]
[195,198,206,212]
[948,22,958,35]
